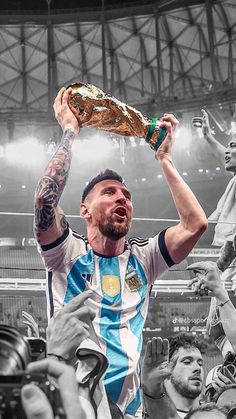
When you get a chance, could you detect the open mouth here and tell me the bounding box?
[114,207,127,218]
[225,156,231,164]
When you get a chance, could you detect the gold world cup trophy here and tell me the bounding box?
[67,82,167,151]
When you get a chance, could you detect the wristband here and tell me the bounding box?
[143,390,167,400]
[146,118,157,143]
[218,299,230,308]
[145,118,167,151]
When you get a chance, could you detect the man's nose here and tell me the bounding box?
[116,195,127,204]
[192,363,201,373]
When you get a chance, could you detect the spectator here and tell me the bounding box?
[184,402,227,419]
[141,335,205,419]
[199,109,236,288]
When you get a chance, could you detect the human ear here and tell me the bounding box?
[80,203,91,219]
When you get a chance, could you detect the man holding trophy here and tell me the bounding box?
[34,85,207,418]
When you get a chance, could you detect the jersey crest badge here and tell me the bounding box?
[102,275,120,297]
[125,270,142,292]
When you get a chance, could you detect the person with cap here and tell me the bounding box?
[34,86,207,419]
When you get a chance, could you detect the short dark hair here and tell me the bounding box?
[168,333,207,362]
[184,402,227,418]
[81,168,125,202]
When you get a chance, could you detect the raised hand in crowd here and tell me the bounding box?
[200,108,226,165]
[142,337,171,397]
[22,311,40,338]
[187,261,236,352]
[187,261,227,299]
[22,358,87,419]
[141,337,178,419]
[211,366,236,393]
[47,290,96,365]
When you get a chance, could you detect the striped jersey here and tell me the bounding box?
[38,226,174,417]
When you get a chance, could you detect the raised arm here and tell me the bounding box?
[201,109,226,166]
[156,114,208,264]
[34,87,80,246]
[187,260,236,353]
[141,337,180,419]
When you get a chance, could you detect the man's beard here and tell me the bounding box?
[98,215,130,241]
[170,375,202,400]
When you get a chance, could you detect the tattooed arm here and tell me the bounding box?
[34,87,80,246]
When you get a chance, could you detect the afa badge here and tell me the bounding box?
[102,275,120,297]
[125,271,142,292]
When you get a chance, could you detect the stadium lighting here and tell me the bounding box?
[175,126,192,150]
[0,145,4,158]
[5,138,45,167]
[73,134,114,162]
[130,137,137,147]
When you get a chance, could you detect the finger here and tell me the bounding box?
[201,109,207,116]
[22,312,34,322]
[156,337,164,355]
[160,120,172,133]
[27,358,73,378]
[72,306,96,323]
[63,290,92,314]
[193,279,203,295]
[187,261,216,272]
[151,337,159,358]
[187,277,199,288]
[187,262,207,272]
[53,87,66,107]
[161,113,179,125]
[162,339,169,358]
[61,87,72,105]
[23,320,32,327]
[145,340,152,359]
[21,384,54,419]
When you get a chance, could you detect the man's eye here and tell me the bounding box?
[105,190,113,195]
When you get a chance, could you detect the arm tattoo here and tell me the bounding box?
[34,128,75,232]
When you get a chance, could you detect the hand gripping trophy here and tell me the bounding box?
[67,82,167,151]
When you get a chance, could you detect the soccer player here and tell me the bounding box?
[34,87,207,419]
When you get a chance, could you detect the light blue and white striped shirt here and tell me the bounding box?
[39,226,173,417]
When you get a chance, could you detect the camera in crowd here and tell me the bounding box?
[0,324,64,419]
[205,351,236,419]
